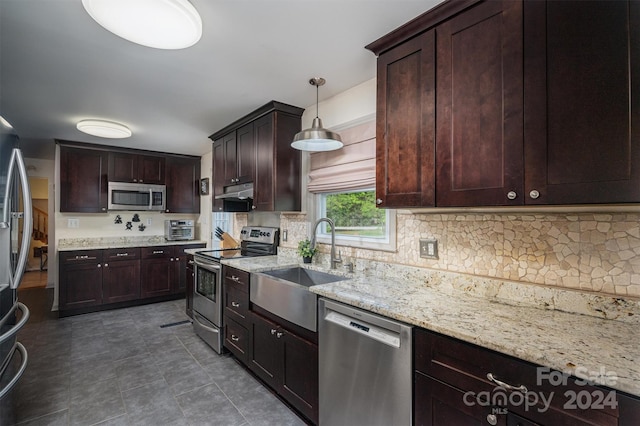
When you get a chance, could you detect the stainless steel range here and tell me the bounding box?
[192,226,279,353]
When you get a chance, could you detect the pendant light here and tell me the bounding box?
[291,78,343,152]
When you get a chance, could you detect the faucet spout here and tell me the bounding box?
[311,217,342,269]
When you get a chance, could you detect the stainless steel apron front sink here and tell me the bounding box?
[250,267,347,331]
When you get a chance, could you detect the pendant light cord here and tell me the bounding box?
[315,83,320,119]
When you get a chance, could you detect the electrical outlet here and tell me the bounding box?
[68,218,79,228]
[419,239,438,259]
[147,218,152,225]
[282,229,288,242]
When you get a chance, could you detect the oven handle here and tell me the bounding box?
[193,314,220,334]
[0,342,27,400]
[194,257,221,272]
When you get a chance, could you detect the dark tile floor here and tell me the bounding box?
[13,287,306,426]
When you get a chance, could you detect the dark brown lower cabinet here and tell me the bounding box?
[102,248,140,304]
[414,328,638,426]
[60,243,204,316]
[247,312,319,425]
[185,254,195,318]
[59,250,104,312]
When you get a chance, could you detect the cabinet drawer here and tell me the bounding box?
[414,328,618,425]
[224,284,249,325]
[224,317,249,363]
[103,247,140,261]
[141,246,173,259]
[59,250,103,264]
[223,267,249,291]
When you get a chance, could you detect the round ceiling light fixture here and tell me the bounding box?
[82,0,203,50]
[76,119,132,139]
[291,78,343,152]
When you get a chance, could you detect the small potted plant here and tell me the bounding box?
[297,239,318,263]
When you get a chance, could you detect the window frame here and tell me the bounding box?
[314,188,396,252]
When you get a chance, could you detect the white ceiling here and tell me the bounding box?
[0,0,442,159]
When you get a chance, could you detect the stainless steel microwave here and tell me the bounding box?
[108,181,166,211]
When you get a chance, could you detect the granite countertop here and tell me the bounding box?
[58,238,208,251]
[223,256,640,398]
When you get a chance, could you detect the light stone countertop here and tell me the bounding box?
[223,256,640,398]
[58,238,208,251]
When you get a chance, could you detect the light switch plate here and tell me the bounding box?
[419,239,438,259]
[67,218,79,228]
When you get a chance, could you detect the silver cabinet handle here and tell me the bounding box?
[188,260,194,265]
[276,332,283,338]
[231,335,239,342]
[231,275,240,282]
[104,263,108,267]
[507,191,517,200]
[231,301,240,308]
[486,414,497,425]
[270,328,277,335]
[97,264,102,268]
[116,253,129,257]
[376,198,382,205]
[486,373,528,393]
[101,207,106,211]
[153,250,164,254]
[529,189,540,199]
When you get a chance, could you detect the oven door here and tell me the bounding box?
[193,256,222,328]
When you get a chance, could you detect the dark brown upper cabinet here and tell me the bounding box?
[523,0,640,204]
[209,101,304,212]
[165,156,200,214]
[435,0,523,207]
[108,152,165,184]
[59,145,108,213]
[367,0,639,207]
[374,29,436,208]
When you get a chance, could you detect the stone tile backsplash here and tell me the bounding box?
[281,212,640,298]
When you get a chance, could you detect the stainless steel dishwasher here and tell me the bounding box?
[318,298,413,426]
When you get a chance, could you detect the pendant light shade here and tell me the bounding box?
[291,78,343,152]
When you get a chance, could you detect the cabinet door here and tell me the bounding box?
[138,155,165,184]
[59,261,103,311]
[186,256,194,318]
[165,156,200,213]
[236,122,256,184]
[212,139,225,212]
[524,0,640,204]
[415,372,505,426]
[249,312,282,387]
[281,330,318,425]
[102,259,140,304]
[140,258,173,298]
[223,132,237,186]
[108,152,138,183]
[435,0,524,207]
[60,146,108,213]
[254,114,274,211]
[376,29,435,208]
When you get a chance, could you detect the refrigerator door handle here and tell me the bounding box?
[0,342,28,400]
[6,149,32,290]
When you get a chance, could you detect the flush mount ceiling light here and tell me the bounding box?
[291,78,343,152]
[76,119,132,139]
[82,0,203,50]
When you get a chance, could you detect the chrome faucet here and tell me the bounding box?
[310,217,342,269]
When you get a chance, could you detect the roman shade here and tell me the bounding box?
[307,120,375,193]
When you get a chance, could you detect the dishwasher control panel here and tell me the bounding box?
[325,311,401,347]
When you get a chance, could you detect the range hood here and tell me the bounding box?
[215,182,253,200]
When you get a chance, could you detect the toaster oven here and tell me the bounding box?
[164,219,195,241]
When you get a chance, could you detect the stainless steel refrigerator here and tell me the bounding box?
[0,117,32,423]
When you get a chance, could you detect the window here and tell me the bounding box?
[309,120,396,251]
[316,188,396,251]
